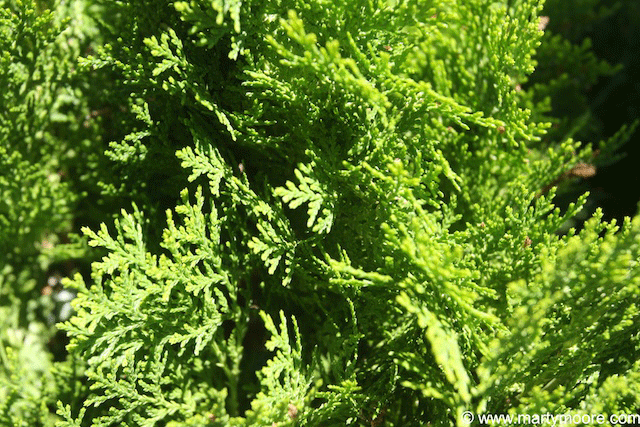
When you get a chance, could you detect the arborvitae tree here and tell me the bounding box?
[1,0,639,426]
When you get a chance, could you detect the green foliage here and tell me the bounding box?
[2,0,640,426]
[0,0,99,424]
[0,0,71,264]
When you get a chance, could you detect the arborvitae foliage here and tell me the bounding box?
[0,0,100,424]
[2,0,640,426]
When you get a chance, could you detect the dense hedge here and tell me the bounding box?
[1,0,639,426]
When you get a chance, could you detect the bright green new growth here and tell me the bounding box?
[2,0,640,425]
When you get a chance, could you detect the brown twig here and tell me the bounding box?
[536,162,596,198]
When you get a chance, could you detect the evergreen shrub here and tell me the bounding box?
[2,0,640,426]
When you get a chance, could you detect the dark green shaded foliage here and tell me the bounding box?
[0,0,101,425]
